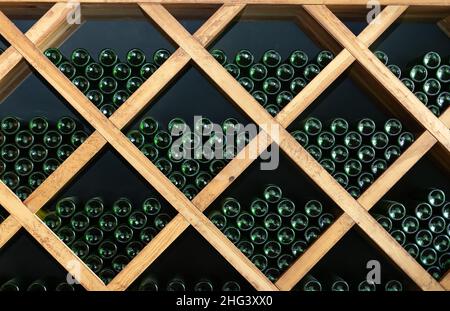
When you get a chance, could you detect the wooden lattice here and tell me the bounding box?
[0,0,449,291]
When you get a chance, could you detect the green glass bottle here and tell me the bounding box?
[262,77,281,95]
[420,248,438,266]
[182,184,198,200]
[317,131,335,150]
[14,158,33,176]
[56,144,74,161]
[304,200,322,218]
[262,49,281,68]
[384,118,402,137]
[140,227,157,244]
[222,281,240,292]
[153,130,172,149]
[249,63,268,82]
[422,51,441,70]
[290,77,307,94]
[98,76,118,95]
[84,197,104,218]
[415,202,433,221]
[225,63,240,79]
[429,216,446,234]
[71,130,88,148]
[155,157,172,176]
[433,235,449,253]
[357,118,376,136]
[29,117,48,135]
[85,255,103,274]
[250,198,269,217]
[15,186,32,201]
[436,65,450,83]
[194,280,213,292]
[43,158,60,176]
[98,269,116,284]
[153,49,171,67]
[111,254,130,272]
[320,158,336,174]
[276,63,295,82]
[385,280,403,291]
[357,145,376,163]
[289,50,308,69]
[43,130,62,149]
[344,131,362,150]
[300,275,322,291]
[276,91,293,108]
[291,130,309,147]
[263,240,282,259]
[357,172,375,190]
[424,188,446,207]
[371,131,389,150]
[14,130,34,149]
[55,197,77,218]
[209,159,225,175]
[277,198,295,217]
[422,78,441,96]
[291,240,308,257]
[415,229,433,248]
[415,91,428,105]
[210,49,227,66]
[290,213,309,231]
[401,77,415,92]
[98,48,118,68]
[166,279,185,291]
[140,62,157,80]
[302,117,322,136]
[251,254,268,271]
[390,229,406,246]
[154,213,171,230]
[343,158,362,177]
[357,280,376,291]
[264,213,282,231]
[126,76,143,93]
[264,104,279,117]
[112,197,133,218]
[70,211,90,232]
[72,76,90,93]
[127,130,145,148]
[58,61,76,79]
[112,90,130,108]
[388,64,401,78]
[303,63,321,81]
[43,212,62,231]
[374,50,389,65]
[277,226,295,245]
[71,240,90,259]
[224,226,240,244]
[277,254,293,270]
[304,226,321,243]
[330,118,349,136]
[250,226,268,245]
[71,48,91,68]
[1,116,21,135]
[55,282,75,292]
[331,276,349,291]
[210,212,227,231]
[126,48,146,68]
[318,212,334,229]
[332,172,349,188]
[263,184,282,203]
[442,202,450,220]
[427,266,442,280]
[101,103,115,118]
[0,279,22,291]
[128,211,147,230]
[56,226,76,245]
[195,171,212,189]
[85,62,104,81]
[397,131,414,150]
[316,50,334,68]
[44,48,64,66]
[114,224,134,244]
[409,64,428,83]
[401,215,419,234]
[330,145,349,163]
[98,240,118,260]
[126,241,143,258]
[221,197,240,218]
[86,89,104,107]
[404,243,420,259]
[265,268,281,282]
[169,171,187,189]
[84,226,104,246]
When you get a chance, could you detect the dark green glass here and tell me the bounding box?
[14,130,34,149]
[388,64,401,78]
[357,118,376,136]
[153,49,171,66]
[71,240,90,259]
[276,63,295,81]
[98,269,116,284]
[111,255,130,273]
[277,254,293,271]
[409,64,428,83]
[209,159,225,175]
[302,117,322,136]
[194,281,214,292]
[127,130,145,148]
[58,61,76,79]
[415,91,428,105]
[433,234,449,253]
[316,50,334,68]
[57,226,76,245]
[374,50,388,65]
[428,104,440,117]
[263,240,282,259]
[237,240,254,257]
[420,248,438,266]
[371,131,389,149]
[29,117,48,135]
[72,75,90,93]
[379,201,405,221]
[99,213,118,232]
[390,229,406,246]
[98,49,118,68]
[263,184,282,203]
[290,213,308,231]
[98,240,118,260]
[384,145,401,162]
[371,158,388,176]
[210,212,227,231]
[304,199,322,218]
[182,184,198,200]
[427,266,442,280]
[289,50,308,69]
[155,157,172,176]
[429,216,446,234]
[128,211,147,230]
[401,77,415,92]
[317,131,335,150]
[15,185,32,201]
[306,145,322,161]
[195,171,212,189]
[264,104,279,117]
[224,226,240,244]
[44,48,63,66]
[385,280,403,292]
[14,157,33,176]
[330,118,348,136]
[139,117,159,136]
[98,76,118,95]
[331,145,349,163]
[111,89,129,108]
[71,48,91,68]
[84,227,104,246]
[168,171,186,189]
[57,116,77,135]
[422,51,441,69]
[238,76,254,92]
[331,276,349,292]
[127,48,146,67]
[43,130,62,149]
[436,65,450,83]
[401,216,419,234]
[357,172,374,190]
[86,89,104,107]
[236,212,255,231]
[222,281,240,292]
[262,77,281,95]
[290,77,307,94]
[85,62,104,81]
[344,131,362,150]
[154,213,171,230]
[422,78,441,96]
[153,130,172,149]
[262,49,281,68]
[43,158,60,176]
[343,159,362,177]
[357,280,376,292]
[166,279,185,292]
[70,130,88,148]
[84,197,104,218]
[249,63,268,82]
[384,119,402,136]
[140,62,157,80]
[277,198,295,217]
[140,144,158,163]
[235,50,255,68]
[276,91,293,108]
[443,202,450,220]
[415,229,433,247]
[332,172,348,188]
[56,144,74,161]
[250,226,268,245]
[70,211,90,232]
[28,171,45,189]
[250,198,269,217]
[126,241,144,258]
[347,186,361,199]
[318,213,334,229]
[210,49,227,65]
[300,275,322,292]
[1,144,19,162]
[225,63,240,79]
[114,224,134,244]
[397,131,414,150]
[142,197,161,216]
[222,197,240,217]
[415,202,433,221]
[43,212,62,231]
[404,243,420,259]
[139,227,158,244]
[112,63,132,81]
[320,158,335,174]
[85,255,103,274]
[291,130,308,147]
[113,197,133,218]
[126,76,143,93]
[1,116,20,135]
[303,64,320,81]
[357,145,376,163]
[264,213,282,231]
[55,197,77,218]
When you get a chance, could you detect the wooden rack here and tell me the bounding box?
[0,0,449,291]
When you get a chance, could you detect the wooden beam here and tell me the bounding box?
[141,3,444,291]
[0,3,80,103]
[441,270,450,290]
[437,15,450,36]
[304,5,450,154]
[0,183,108,290]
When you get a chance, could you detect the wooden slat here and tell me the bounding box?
[0,183,107,290]
[0,3,80,103]
[438,15,450,36]
[303,5,450,154]
[441,271,450,290]
[141,3,444,291]
[0,6,279,291]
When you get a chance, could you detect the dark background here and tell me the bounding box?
[0,8,448,291]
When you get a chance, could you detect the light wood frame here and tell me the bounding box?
[0,1,448,291]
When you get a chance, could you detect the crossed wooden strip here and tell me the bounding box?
[0,1,446,292]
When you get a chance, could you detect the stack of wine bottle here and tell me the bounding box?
[212,49,334,116]
[40,196,173,284]
[297,275,404,291]
[43,47,172,117]
[372,188,450,280]
[127,116,250,199]
[290,117,415,198]
[375,50,449,117]
[208,184,335,282]
[0,278,79,291]
[136,277,242,291]
[0,116,89,200]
